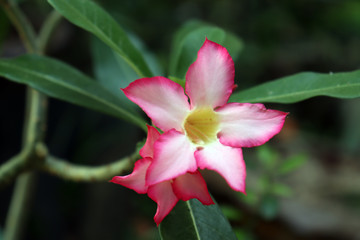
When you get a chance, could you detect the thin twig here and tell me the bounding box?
[0,143,138,186]
[41,153,139,182]
[0,0,37,53]
[0,150,31,189]
[4,173,37,240]
[1,2,46,239]
[37,10,63,54]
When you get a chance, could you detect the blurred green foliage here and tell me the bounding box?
[0,8,9,53]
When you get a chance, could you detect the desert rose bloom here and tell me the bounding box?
[123,39,287,193]
[110,126,213,225]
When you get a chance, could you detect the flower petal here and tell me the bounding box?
[185,39,235,108]
[139,125,161,158]
[110,158,151,194]
[123,76,190,132]
[195,141,246,193]
[147,181,178,225]
[172,171,214,205]
[147,129,197,185]
[217,103,288,148]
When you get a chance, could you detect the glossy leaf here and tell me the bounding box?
[48,0,153,78]
[230,71,360,103]
[159,199,237,240]
[0,55,147,130]
[169,21,243,79]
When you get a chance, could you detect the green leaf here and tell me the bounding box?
[91,36,138,109]
[230,71,360,103]
[169,21,243,80]
[0,55,147,130]
[159,199,237,240]
[168,21,208,78]
[222,31,244,61]
[48,0,153,78]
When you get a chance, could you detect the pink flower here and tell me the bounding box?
[123,39,287,193]
[110,126,214,225]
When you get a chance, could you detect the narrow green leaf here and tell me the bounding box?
[230,71,360,103]
[0,55,147,130]
[159,199,237,240]
[169,21,243,80]
[126,33,163,76]
[48,0,153,78]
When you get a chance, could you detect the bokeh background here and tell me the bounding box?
[1,0,360,239]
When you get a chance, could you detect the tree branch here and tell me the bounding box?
[0,143,46,188]
[0,151,29,189]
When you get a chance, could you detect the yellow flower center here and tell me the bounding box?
[184,107,219,145]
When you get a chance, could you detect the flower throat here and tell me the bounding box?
[184,107,219,145]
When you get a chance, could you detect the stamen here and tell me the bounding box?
[183,107,219,145]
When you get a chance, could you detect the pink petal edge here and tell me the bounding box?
[172,171,214,205]
[147,181,178,226]
[146,129,198,186]
[185,38,235,109]
[217,102,288,148]
[122,76,190,132]
[195,141,246,193]
[139,125,161,158]
[109,158,151,194]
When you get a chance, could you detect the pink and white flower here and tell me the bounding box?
[123,39,287,193]
[110,126,213,225]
